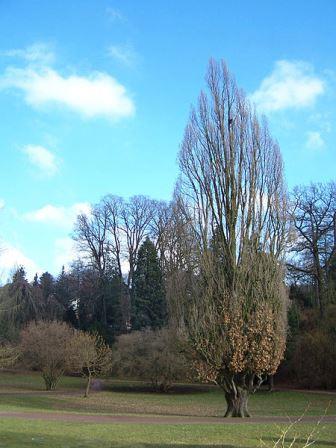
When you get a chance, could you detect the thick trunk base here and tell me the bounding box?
[224,390,250,418]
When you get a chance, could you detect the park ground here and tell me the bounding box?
[0,371,335,447]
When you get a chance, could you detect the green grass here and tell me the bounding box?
[0,372,335,447]
[0,419,335,448]
[0,371,84,391]
[0,371,335,417]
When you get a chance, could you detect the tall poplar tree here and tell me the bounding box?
[170,59,288,418]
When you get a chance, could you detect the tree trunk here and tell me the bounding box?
[122,288,132,332]
[267,374,274,392]
[313,242,326,318]
[224,389,250,418]
[84,373,92,398]
[43,374,58,391]
[98,275,107,327]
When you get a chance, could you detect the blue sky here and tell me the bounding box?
[0,0,335,281]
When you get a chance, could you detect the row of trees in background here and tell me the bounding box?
[285,181,336,389]
[73,194,171,339]
[0,236,167,343]
[0,60,335,416]
[288,182,336,316]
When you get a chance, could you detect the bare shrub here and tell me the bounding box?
[112,328,191,392]
[20,321,76,390]
[0,344,19,369]
[71,331,112,397]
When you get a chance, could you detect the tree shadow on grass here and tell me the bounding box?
[105,382,212,395]
[0,394,56,410]
[0,431,241,448]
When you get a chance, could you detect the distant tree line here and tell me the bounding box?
[283,181,336,389]
[0,197,169,343]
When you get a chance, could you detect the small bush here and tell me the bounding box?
[20,320,77,390]
[112,328,191,392]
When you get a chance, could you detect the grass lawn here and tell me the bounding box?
[0,371,335,447]
[0,419,336,448]
[0,371,334,417]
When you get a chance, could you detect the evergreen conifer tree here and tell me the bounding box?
[132,238,167,330]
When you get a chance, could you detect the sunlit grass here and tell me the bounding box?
[0,371,335,417]
[0,419,335,448]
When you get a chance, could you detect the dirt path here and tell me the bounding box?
[0,411,335,425]
[1,386,335,398]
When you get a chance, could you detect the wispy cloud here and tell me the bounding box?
[1,42,55,65]
[0,199,5,210]
[308,112,332,133]
[24,202,91,228]
[108,44,138,67]
[23,144,59,176]
[106,6,124,22]
[250,60,325,112]
[305,131,325,150]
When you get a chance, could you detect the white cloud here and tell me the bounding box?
[0,199,5,210]
[108,44,138,67]
[305,131,325,150]
[54,237,78,270]
[250,60,325,112]
[0,242,41,282]
[23,144,59,176]
[24,202,91,228]
[2,43,55,65]
[0,66,135,120]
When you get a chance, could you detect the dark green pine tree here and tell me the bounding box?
[38,271,64,321]
[55,266,78,326]
[131,238,167,330]
[39,272,54,302]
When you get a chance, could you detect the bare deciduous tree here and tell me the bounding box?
[288,182,336,316]
[74,204,110,276]
[74,195,157,330]
[120,195,156,288]
[103,195,124,279]
[150,201,173,270]
[171,59,288,417]
[74,204,111,325]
